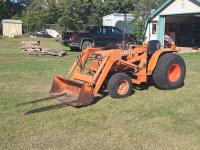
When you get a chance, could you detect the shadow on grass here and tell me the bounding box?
[133,83,150,91]
[17,94,71,115]
[24,103,70,115]
[19,82,169,115]
[17,94,67,107]
[92,90,108,105]
[19,92,108,115]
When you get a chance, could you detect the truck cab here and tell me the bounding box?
[62,25,136,51]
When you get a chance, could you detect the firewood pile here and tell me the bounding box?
[20,41,66,57]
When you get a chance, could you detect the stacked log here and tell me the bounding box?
[19,41,66,57]
[42,48,66,57]
[20,41,41,52]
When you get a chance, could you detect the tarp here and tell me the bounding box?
[45,29,61,38]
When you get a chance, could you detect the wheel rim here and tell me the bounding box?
[82,42,92,50]
[117,80,129,95]
[168,64,181,82]
[126,41,136,49]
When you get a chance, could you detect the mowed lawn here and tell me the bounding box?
[0,37,200,150]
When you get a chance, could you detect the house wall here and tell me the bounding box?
[3,23,22,37]
[103,19,112,26]
[145,0,200,43]
[103,13,134,27]
[154,0,200,20]
[145,23,158,42]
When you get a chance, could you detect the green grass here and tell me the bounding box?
[0,37,200,150]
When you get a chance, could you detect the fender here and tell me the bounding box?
[81,38,94,46]
[147,49,177,75]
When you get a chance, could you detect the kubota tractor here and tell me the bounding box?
[49,40,186,107]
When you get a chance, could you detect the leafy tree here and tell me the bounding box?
[0,1,12,21]
[21,0,48,32]
[132,0,164,42]
[58,0,90,31]
[10,0,165,38]
[0,1,23,33]
[0,0,23,20]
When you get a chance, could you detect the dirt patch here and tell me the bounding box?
[0,57,18,63]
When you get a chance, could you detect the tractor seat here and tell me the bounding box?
[147,40,161,59]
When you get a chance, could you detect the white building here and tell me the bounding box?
[145,0,200,47]
[2,19,23,37]
[103,13,134,33]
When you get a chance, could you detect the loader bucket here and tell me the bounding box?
[50,75,94,107]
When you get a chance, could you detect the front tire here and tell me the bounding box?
[152,53,186,90]
[81,41,93,51]
[107,73,133,98]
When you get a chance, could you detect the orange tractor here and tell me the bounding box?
[49,41,186,107]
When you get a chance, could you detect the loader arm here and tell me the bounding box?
[72,49,122,95]
[93,56,115,95]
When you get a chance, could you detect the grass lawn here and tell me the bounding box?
[0,37,200,150]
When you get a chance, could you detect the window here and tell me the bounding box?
[101,27,112,34]
[85,26,100,34]
[90,27,100,34]
[102,27,107,34]
[152,23,157,34]
[112,27,122,35]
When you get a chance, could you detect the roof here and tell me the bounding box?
[2,19,23,24]
[151,0,200,19]
[103,13,134,19]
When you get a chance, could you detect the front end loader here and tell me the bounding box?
[49,42,186,107]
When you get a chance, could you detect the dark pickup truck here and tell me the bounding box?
[62,25,137,51]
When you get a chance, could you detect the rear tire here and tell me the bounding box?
[107,73,133,98]
[152,53,186,89]
[81,41,93,51]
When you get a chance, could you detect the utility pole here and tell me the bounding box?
[117,1,134,49]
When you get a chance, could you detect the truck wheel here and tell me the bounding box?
[81,41,93,51]
[107,73,133,98]
[152,53,186,90]
[126,40,137,49]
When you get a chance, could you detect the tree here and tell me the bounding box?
[132,0,164,42]
[17,0,165,35]
[0,1,23,33]
[21,0,48,32]
[0,1,23,20]
[58,0,91,31]
[57,0,137,31]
